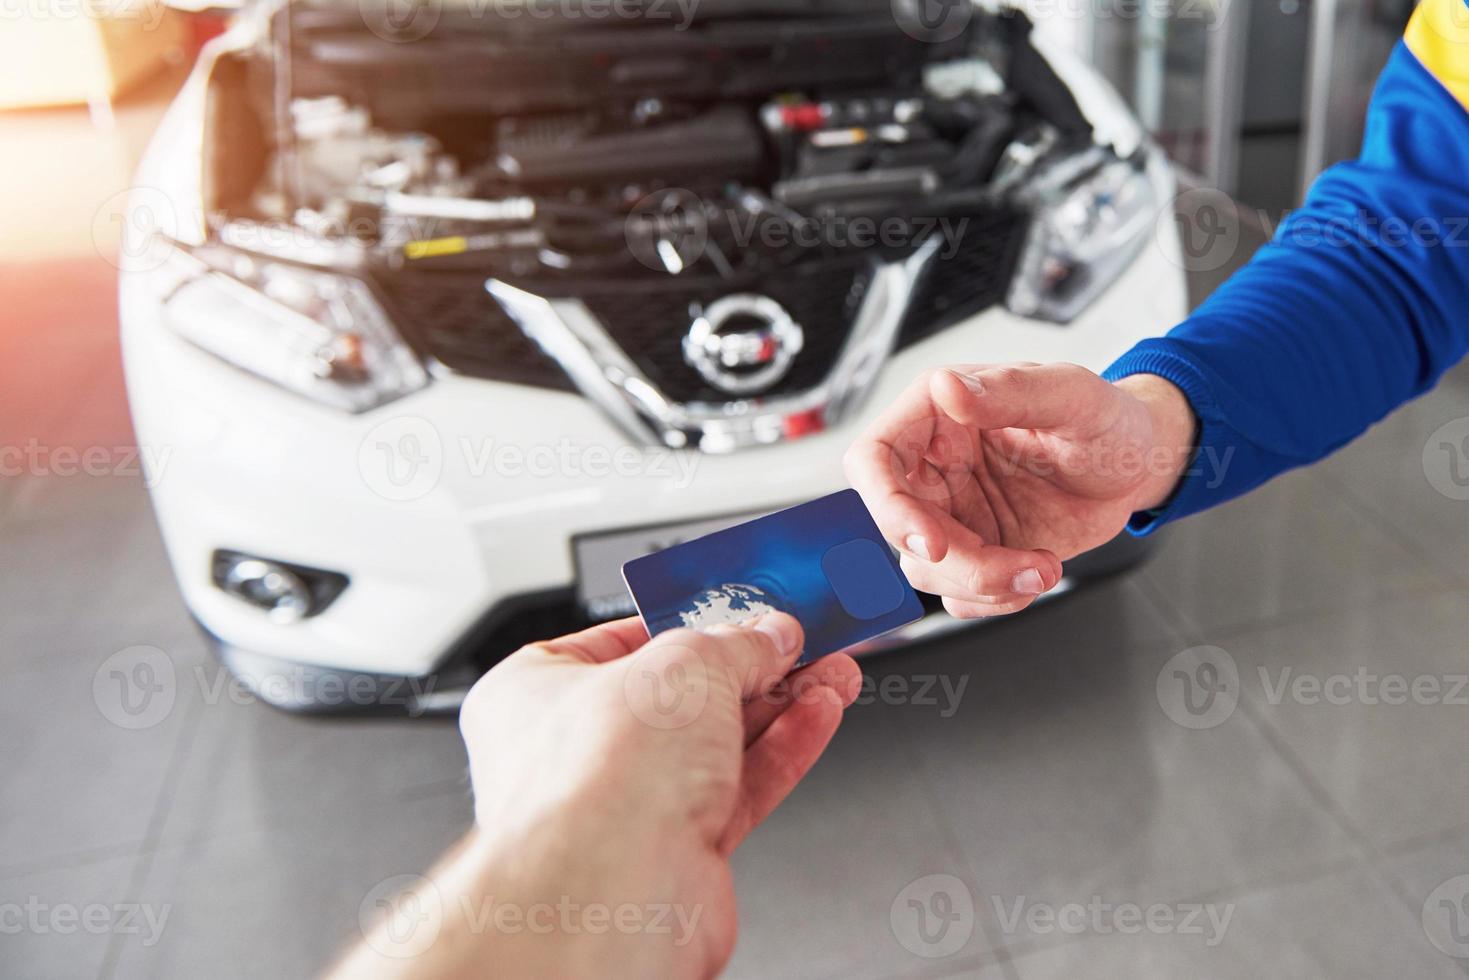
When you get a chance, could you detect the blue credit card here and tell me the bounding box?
[622,489,923,664]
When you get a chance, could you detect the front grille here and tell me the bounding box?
[372,206,1027,396]
[374,269,575,391]
[896,207,1030,347]
[577,258,870,404]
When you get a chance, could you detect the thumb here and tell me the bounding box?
[636,613,806,706]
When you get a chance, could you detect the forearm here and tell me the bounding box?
[330,819,711,980]
[327,831,554,980]
[1105,39,1469,530]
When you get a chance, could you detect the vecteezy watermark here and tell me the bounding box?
[1423,874,1469,958]
[992,895,1234,947]
[1258,667,1469,707]
[890,874,975,958]
[358,417,702,503]
[622,642,712,731]
[0,0,168,28]
[358,416,445,503]
[0,440,172,488]
[1158,186,1244,274]
[1156,646,1240,730]
[92,646,440,727]
[1423,417,1469,501]
[751,669,970,716]
[624,189,711,274]
[850,672,969,717]
[891,0,972,43]
[93,646,178,731]
[358,0,700,43]
[872,401,1233,509]
[1159,185,1469,275]
[0,898,171,948]
[93,186,183,275]
[988,439,1233,492]
[623,189,971,273]
[360,875,444,959]
[723,212,971,260]
[94,187,458,274]
[358,875,705,959]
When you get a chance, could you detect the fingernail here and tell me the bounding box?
[948,369,984,396]
[1012,568,1045,594]
[752,613,803,657]
[904,534,931,560]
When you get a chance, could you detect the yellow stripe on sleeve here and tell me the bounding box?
[1405,0,1469,109]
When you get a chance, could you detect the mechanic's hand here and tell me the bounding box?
[338,614,860,980]
[845,364,1196,618]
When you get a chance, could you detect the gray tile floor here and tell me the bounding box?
[7,107,1469,980]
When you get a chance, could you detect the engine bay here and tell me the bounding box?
[205,2,1098,282]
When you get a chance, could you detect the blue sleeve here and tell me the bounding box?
[1102,41,1469,534]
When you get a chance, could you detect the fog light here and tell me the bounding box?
[212,551,349,623]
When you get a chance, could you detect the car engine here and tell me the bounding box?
[205,1,1095,284]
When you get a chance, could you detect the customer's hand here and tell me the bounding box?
[845,364,1196,618]
[335,613,860,980]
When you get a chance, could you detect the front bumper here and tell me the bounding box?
[121,219,1187,692]
[201,527,1159,714]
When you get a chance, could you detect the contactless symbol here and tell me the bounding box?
[682,294,804,396]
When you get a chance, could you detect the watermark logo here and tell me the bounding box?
[359,0,442,41]
[0,440,172,487]
[890,873,975,958]
[1423,875,1469,958]
[94,186,180,274]
[1423,417,1469,501]
[992,895,1234,946]
[625,189,709,274]
[360,875,444,959]
[622,643,710,730]
[359,416,444,502]
[92,646,177,731]
[1156,645,1239,730]
[1159,186,1242,274]
[1259,666,1469,707]
[891,0,972,42]
[0,0,169,29]
[0,898,171,947]
[92,648,440,724]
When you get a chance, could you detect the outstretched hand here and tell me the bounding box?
[845,363,1195,618]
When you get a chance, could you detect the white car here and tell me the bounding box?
[120,0,1188,713]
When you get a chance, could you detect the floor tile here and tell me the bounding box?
[1376,825,1469,967]
[0,474,189,679]
[1006,863,1459,980]
[151,669,471,850]
[881,576,1360,952]
[0,853,139,980]
[1311,361,1469,582]
[1225,590,1469,850]
[725,694,1007,980]
[107,793,473,980]
[1136,464,1442,637]
[0,643,193,873]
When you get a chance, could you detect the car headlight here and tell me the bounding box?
[1006,149,1163,323]
[157,244,428,413]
